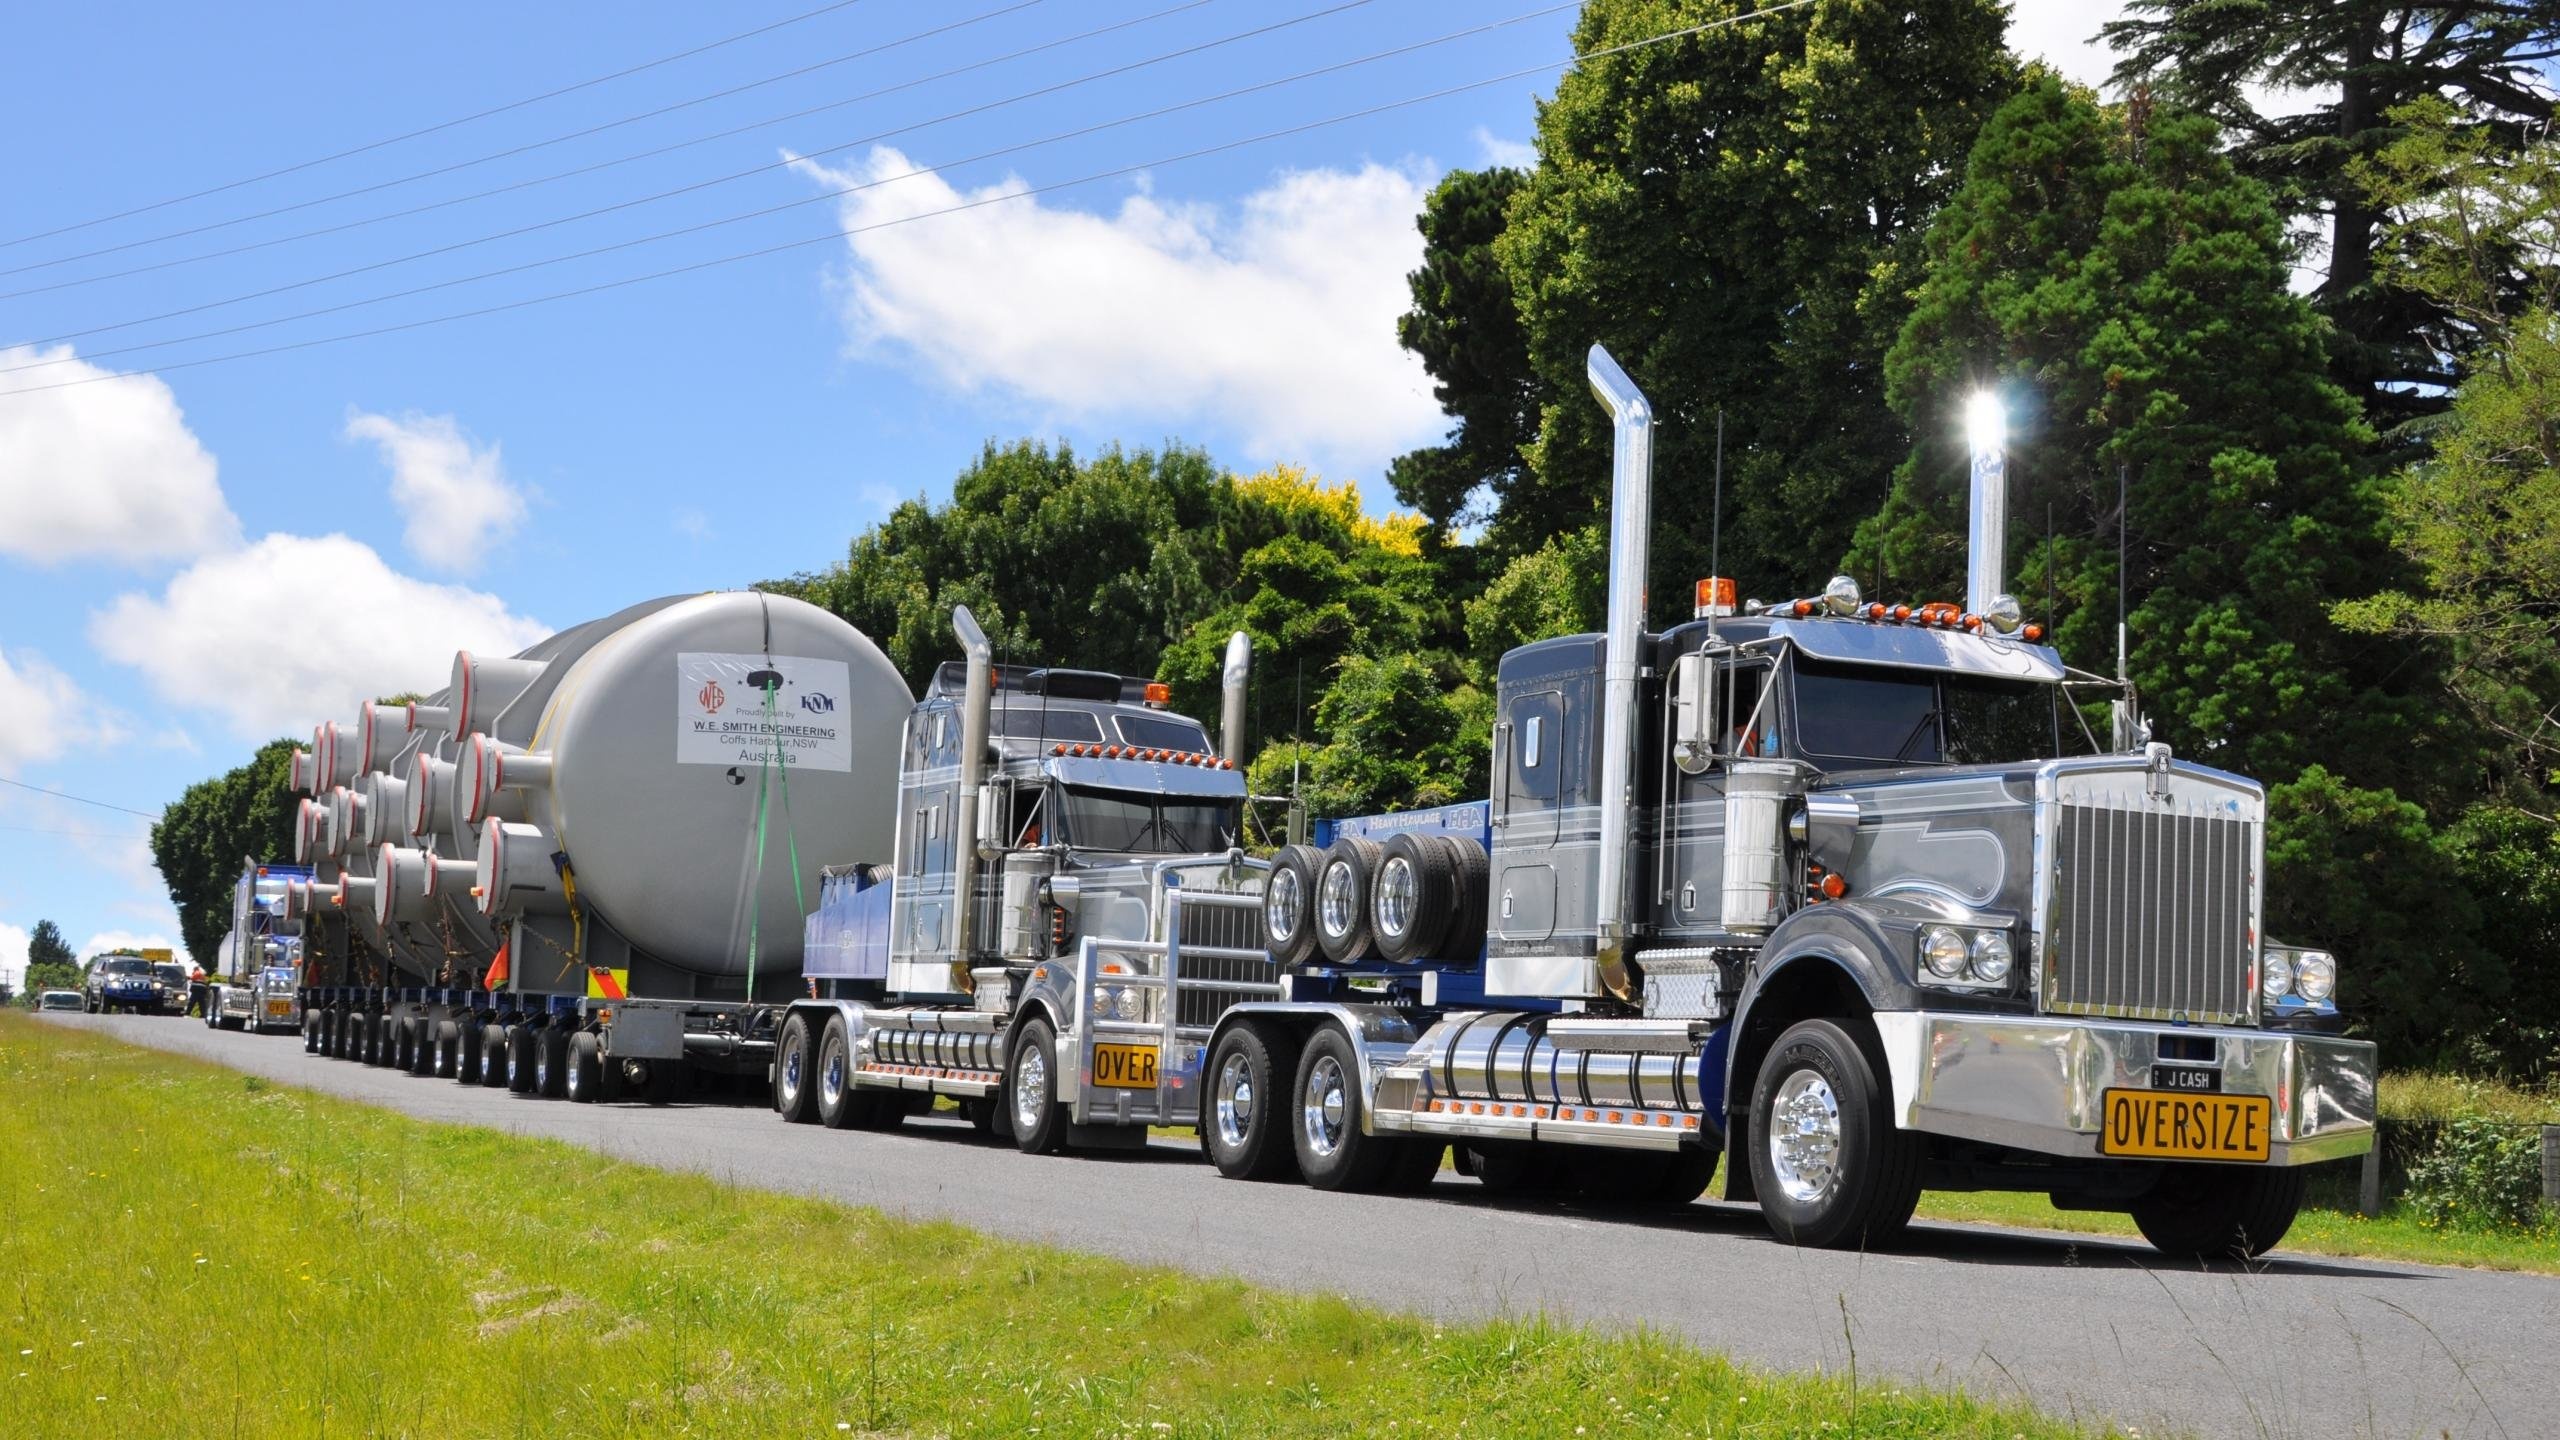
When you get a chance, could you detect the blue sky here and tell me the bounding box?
[0,1,2120,981]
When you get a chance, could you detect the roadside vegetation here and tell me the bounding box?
[0,1012,2118,1440]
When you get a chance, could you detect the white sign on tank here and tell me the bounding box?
[675,653,855,773]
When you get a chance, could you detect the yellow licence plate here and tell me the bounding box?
[1091,1042,1160,1090]
[2099,1089,2272,1162]
[266,1001,293,1015]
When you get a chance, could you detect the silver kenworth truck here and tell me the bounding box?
[774,343,2376,1260]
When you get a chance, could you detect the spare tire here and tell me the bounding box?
[1313,837,1383,964]
[1262,843,1325,966]
[1436,834,1490,965]
[1372,831,1458,963]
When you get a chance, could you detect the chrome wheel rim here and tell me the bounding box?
[822,1048,845,1109]
[1013,1042,1049,1132]
[1318,863,1358,939]
[783,1046,804,1104]
[1301,1054,1348,1160]
[1266,868,1302,944]
[565,1050,583,1099]
[535,1039,551,1089]
[1375,857,1415,938]
[1768,1069,1843,1204]
[1213,1051,1256,1150]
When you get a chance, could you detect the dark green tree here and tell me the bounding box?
[25,918,73,971]
[149,738,300,968]
[1492,0,2015,599]
[2105,0,2560,433]
[1388,166,1538,537]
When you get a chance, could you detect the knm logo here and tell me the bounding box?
[800,692,837,714]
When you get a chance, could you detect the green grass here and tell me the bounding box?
[2374,1069,2560,1125]
[0,1012,2115,1440]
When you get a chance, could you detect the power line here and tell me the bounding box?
[0,824,157,841]
[5,0,1547,373]
[0,1,1815,402]
[6,0,1394,356]
[0,0,1043,282]
[0,0,1216,305]
[0,0,888,253]
[0,775,164,819]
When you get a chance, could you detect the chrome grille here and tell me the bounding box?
[2047,796,2257,1023]
[1168,892,1276,1029]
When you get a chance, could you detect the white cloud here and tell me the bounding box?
[2009,0,2125,90]
[0,345,240,565]
[345,409,528,573]
[0,643,125,775]
[799,148,1444,474]
[1472,126,1537,170]
[76,927,176,961]
[673,506,712,541]
[89,532,549,737]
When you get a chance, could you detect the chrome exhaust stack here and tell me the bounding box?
[949,604,994,992]
[1965,392,2009,619]
[1218,630,1252,767]
[1585,344,1654,1002]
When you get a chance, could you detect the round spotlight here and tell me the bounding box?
[1983,593,2024,635]
[1822,574,1863,616]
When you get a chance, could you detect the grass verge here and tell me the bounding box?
[0,1012,2111,1440]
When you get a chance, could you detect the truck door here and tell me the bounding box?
[1494,687,1562,941]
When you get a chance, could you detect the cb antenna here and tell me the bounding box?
[1709,406,1724,639]
[2115,462,2129,684]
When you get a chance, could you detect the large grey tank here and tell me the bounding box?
[461,590,910,977]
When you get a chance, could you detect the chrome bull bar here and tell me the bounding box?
[1068,886,1280,1128]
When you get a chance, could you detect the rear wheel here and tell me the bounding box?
[433,1021,459,1077]
[774,1014,821,1124]
[392,1017,415,1071]
[565,1032,605,1104]
[457,1022,485,1084]
[815,1021,860,1129]
[479,1025,512,1087]
[534,1027,570,1098]
[1202,1024,1301,1181]
[2130,1165,2307,1260]
[506,1026,539,1093]
[1007,1018,1068,1155]
[1292,1027,1397,1192]
[1747,1019,1923,1249]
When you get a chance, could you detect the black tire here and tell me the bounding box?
[362,1013,388,1066]
[433,1021,460,1078]
[564,1032,605,1104]
[479,1025,512,1088]
[534,1027,570,1098]
[1462,1141,1566,1195]
[1006,1017,1069,1155]
[392,1017,415,1072]
[773,1014,821,1124]
[1437,835,1490,964]
[815,1020,860,1129]
[1312,838,1383,965]
[2130,1165,2308,1261]
[321,1009,345,1058]
[457,1022,485,1085]
[506,1025,540,1093]
[303,1013,323,1053]
[1201,1023,1302,1182]
[1371,832,1459,964]
[1261,843,1326,967]
[1746,1019,1924,1249]
[1291,1026,1398,1192]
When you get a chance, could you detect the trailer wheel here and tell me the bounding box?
[1313,839,1383,965]
[1371,832,1458,964]
[480,1026,513,1087]
[534,1027,570,1098]
[1006,1018,1069,1156]
[457,1022,485,1085]
[1202,1023,1301,1182]
[774,1014,821,1124]
[1291,1027,1398,1192]
[2129,1165,2307,1261]
[411,1021,442,1078]
[1747,1019,1923,1249]
[432,1021,459,1078]
[506,1026,540,1093]
[815,1021,862,1129]
[1261,844,1326,968]
[565,1032,605,1104]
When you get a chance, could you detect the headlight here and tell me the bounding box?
[1111,986,1142,1021]
[2293,950,2335,1002]
[1968,930,2014,984]
[2262,950,2294,1000]
[1920,926,1969,980]
[1091,988,1113,1019]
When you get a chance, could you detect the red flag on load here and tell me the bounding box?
[484,941,510,992]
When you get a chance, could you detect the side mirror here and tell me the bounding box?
[2109,698,2151,753]
[976,781,1009,858]
[1670,653,1717,774]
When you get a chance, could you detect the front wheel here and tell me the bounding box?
[1202,1024,1300,1182]
[1747,1019,1923,1249]
[1007,1018,1068,1155]
[1291,1027,1398,1192]
[2130,1165,2307,1260]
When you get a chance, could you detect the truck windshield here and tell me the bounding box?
[1791,659,2094,770]
[1114,714,1211,752]
[1060,786,1239,853]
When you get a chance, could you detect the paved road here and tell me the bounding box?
[43,1013,2556,1439]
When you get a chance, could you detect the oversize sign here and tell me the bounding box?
[676,653,854,773]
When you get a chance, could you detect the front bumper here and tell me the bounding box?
[1874,1011,2376,1166]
